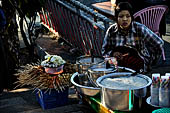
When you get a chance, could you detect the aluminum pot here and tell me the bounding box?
[71,72,100,97]
[88,64,135,87]
[76,55,104,74]
[96,72,152,111]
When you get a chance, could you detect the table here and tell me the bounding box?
[92,1,116,19]
[82,94,156,113]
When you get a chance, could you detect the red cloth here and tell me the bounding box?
[118,55,144,72]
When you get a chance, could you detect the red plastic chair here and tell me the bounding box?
[133,5,168,61]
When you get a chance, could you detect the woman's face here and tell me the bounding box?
[117,10,132,30]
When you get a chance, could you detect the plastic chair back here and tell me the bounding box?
[133,5,168,36]
[133,5,168,61]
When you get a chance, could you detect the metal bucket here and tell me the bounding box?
[88,64,135,87]
[96,72,152,111]
[76,55,104,74]
[71,72,100,97]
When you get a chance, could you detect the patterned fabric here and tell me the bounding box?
[108,46,144,72]
[119,55,144,72]
[102,21,164,72]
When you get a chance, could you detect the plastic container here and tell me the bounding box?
[44,65,64,74]
[35,88,68,110]
[159,88,170,107]
[152,108,170,113]
[150,86,159,106]
[165,73,170,76]
[150,73,160,106]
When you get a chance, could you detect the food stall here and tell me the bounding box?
[14,53,170,112]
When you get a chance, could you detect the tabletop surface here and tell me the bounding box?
[92,1,115,17]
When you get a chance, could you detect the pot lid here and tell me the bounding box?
[88,63,115,72]
[77,56,103,64]
[96,72,152,90]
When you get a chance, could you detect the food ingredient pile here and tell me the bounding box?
[14,55,77,92]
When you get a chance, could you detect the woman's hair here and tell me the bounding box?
[115,2,134,20]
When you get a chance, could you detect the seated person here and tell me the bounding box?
[102,2,164,73]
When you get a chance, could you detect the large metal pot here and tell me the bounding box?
[88,63,135,87]
[96,72,152,111]
[71,66,135,97]
[76,55,104,74]
[71,72,100,97]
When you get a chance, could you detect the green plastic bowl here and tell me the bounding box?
[152,108,170,113]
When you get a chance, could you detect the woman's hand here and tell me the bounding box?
[112,52,123,60]
[104,57,117,66]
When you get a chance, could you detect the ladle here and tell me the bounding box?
[128,69,143,77]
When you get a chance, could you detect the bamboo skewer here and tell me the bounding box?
[14,62,76,92]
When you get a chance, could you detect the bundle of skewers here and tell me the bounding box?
[14,55,77,92]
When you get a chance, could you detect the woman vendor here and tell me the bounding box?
[102,2,164,73]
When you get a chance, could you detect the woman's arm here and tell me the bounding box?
[102,24,117,57]
[142,25,164,65]
[102,33,111,56]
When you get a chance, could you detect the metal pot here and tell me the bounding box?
[71,72,100,97]
[88,63,135,87]
[76,55,104,74]
[96,72,152,111]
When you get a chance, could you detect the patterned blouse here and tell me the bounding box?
[102,21,164,71]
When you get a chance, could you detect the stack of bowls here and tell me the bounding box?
[88,62,135,87]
